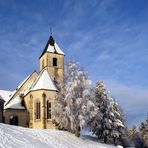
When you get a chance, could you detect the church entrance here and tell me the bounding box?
[10,115,18,126]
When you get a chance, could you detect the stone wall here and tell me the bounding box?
[4,109,28,127]
[24,89,57,129]
[39,52,64,83]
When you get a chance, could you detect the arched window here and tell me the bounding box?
[21,99,25,107]
[47,101,51,119]
[53,58,57,66]
[3,116,5,123]
[10,115,13,125]
[10,115,18,126]
[15,116,18,125]
[36,102,41,119]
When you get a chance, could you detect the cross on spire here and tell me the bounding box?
[50,27,52,36]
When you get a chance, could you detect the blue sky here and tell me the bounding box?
[0,0,148,126]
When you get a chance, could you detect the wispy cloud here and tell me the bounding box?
[104,79,148,126]
[0,0,148,126]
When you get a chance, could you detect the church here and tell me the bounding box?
[0,35,64,128]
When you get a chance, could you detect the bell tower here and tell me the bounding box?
[39,35,64,83]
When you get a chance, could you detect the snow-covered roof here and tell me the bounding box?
[54,42,64,55]
[0,95,4,101]
[39,36,64,58]
[16,74,31,90]
[3,70,57,109]
[4,71,38,108]
[114,119,124,128]
[0,90,13,104]
[31,70,57,91]
[19,79,36,96]
[4,96,25,110]
[46,41,64,55]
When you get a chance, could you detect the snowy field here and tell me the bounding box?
[0,124,118,148]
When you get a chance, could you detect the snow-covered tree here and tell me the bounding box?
[54,83,70,130]
[126,125,144,148]
[127,125,138,141]
[120,127,134,147]
[140,114,148,147]
[55,60,97,137]
[109,98,125,144]
[90,81,125,144]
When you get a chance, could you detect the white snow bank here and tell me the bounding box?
[0,124,118,148]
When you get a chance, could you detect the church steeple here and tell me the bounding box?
[39,35,64,59]
[39,35,64,83]
[47,36,55,46]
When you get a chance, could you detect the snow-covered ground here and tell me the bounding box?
[0,124,119,148]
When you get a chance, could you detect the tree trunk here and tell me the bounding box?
[113,137,116,145]
[104,136,107,143]
[75,126,80,137]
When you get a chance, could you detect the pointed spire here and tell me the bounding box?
[39,32,64,59]
[48,27,54,46]
[48,36,55,46]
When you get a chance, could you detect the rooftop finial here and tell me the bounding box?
[50,27,52,36]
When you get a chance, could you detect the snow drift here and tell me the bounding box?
[0,124,118,148]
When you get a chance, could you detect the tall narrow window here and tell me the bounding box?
[36,102,41,119]
[53,58,57,66]
[47,101,51,119]
[38,102,41,119]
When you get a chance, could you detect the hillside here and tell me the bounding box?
[0,124,119,148]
